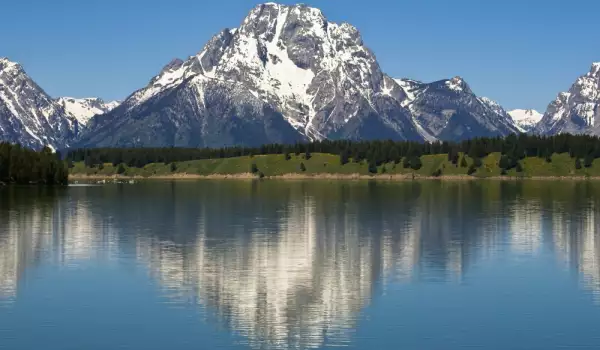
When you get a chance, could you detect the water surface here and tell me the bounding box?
[1,181,600,349]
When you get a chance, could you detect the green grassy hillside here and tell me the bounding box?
[69,152,600,178]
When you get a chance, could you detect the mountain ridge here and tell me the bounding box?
[2,3,598,150]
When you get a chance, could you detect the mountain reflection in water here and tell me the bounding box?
[1,181,600,349]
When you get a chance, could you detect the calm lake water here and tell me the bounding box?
[1,180,600,349]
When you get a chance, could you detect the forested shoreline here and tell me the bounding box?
[4,133,600,184]
[67,134,600,176]
[0,143,68,185]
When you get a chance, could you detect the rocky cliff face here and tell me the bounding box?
[536,63,600,135]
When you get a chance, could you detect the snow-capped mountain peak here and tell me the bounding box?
[78,2,425,148]
[508,109,543,132]
[536,62,600,135]
[0,57,21,72]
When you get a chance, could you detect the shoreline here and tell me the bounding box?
[68,173,600,181]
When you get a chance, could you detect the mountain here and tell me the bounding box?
[508,109,543,132]
[0,58,79,150]
[536,63,600,135]
[57,97,120,126]
[76,3,424,148]
[395,77,521,141]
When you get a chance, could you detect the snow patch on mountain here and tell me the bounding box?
[508,109,543,132]
[57,97,120,125]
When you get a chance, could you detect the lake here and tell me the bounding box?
[1,180,600,349]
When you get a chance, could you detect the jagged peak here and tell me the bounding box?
[0,57,22,72]
[252,2,324,16]
[238,1,365,47]
[433,76,472,94]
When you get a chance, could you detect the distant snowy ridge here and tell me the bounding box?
[57,97,120,125]
[508,109,542,132]
[394,77,520,141]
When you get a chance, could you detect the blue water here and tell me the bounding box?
[1,181,600,349]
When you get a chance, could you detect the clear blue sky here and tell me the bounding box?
[2,0,599,111]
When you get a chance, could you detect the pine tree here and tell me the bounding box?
[300,162,306,172]
[410,156,422,170]
[251,163,259,173]
[368,160,378,174]
[467,165,477,176]
[339,151,349,165]
[460,156,468,168]
[389,147,401,164]
[499,155,509,170]
[515,162,523,172]
[575,158,582,170]
[584,154,594,168]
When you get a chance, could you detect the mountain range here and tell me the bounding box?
[1,3,599,150]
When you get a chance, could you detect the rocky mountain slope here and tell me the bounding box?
[395,77,520,141]
[536,63,600,135]
[508,109,543,132]
[0,58,80,150]
[76,3,426,148]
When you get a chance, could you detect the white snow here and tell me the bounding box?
[591,62,600,76]
[57,97,120,125]
[394,79,417,105]
[445,77,465,92]
[508,109,543,131]
[261,6,315,103]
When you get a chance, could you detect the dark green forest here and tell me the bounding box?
[67,133,600,173]
[0,143,68,185]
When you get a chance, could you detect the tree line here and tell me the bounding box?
[0,143,68,185]
[66,133,600,172]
